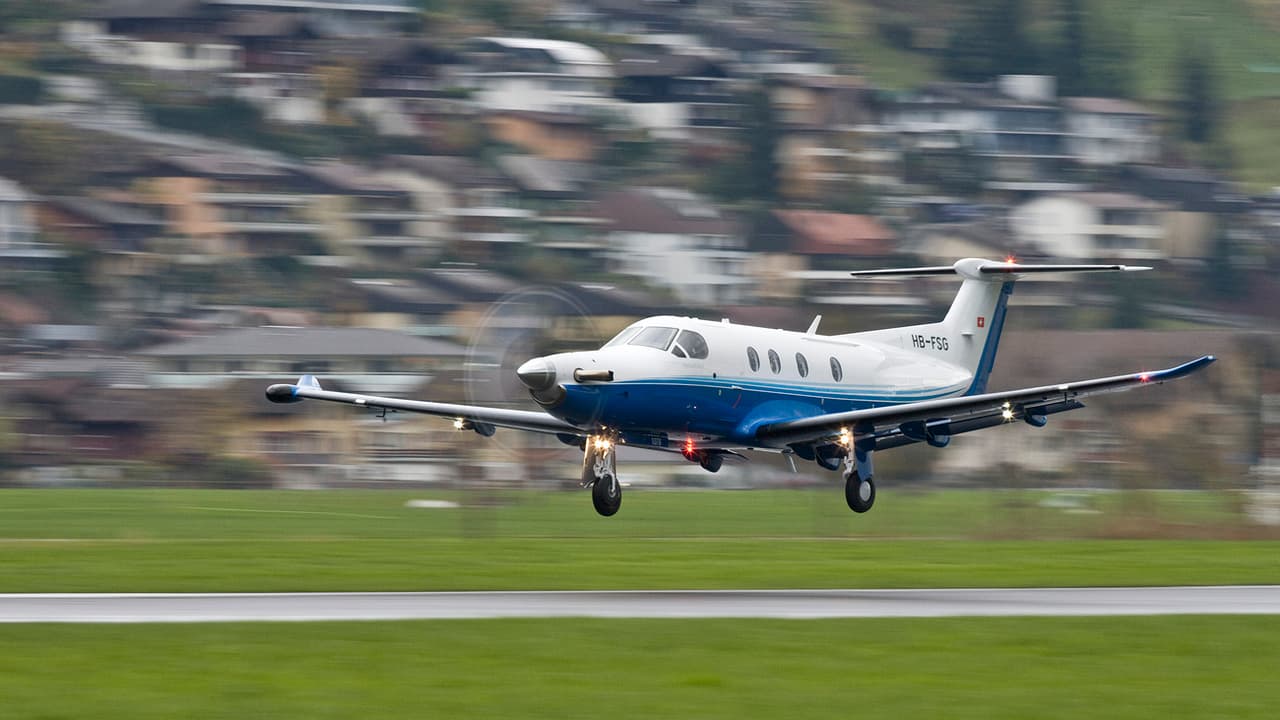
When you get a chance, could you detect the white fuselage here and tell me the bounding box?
[525,315,974,449]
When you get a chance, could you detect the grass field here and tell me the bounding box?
[1,488,1277,592]
[1,616,1278,719]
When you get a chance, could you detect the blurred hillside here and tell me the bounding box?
[0,0,1274,493]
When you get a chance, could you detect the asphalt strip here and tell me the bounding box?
[1,586,1278,623]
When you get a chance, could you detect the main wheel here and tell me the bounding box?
[845,472,875,513]
[591,474,621,516]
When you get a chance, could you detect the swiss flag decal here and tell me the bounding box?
[977,316,986,328]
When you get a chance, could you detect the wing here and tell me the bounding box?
[265,376,584,437]
[755,356,1216,450]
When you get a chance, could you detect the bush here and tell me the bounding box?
[0,74,42,104]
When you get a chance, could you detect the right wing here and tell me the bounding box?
[265,375,585,437]
[754,355,1216,450]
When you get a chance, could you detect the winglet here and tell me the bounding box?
[298,374,322,390]
[806,315,822,335]
[1147,355,1216,383]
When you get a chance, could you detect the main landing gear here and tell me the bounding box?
[583,434,620,517]
[842,447,876,514]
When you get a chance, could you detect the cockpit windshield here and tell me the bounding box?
[602,326,641,348]
[627,326,678,351]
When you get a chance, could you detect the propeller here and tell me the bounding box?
[464,285,604,459]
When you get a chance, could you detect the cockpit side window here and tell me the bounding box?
[672,330,709,360]
[628,326,678,351]
[603,326,641,348]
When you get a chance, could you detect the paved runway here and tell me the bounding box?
[1,586,1279,623]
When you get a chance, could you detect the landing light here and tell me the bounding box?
[1001,401,1014,422]
[453,417,465,430]
[594,437,613,451]
[837,427,852,448]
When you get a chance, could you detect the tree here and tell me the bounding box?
[703,86,780,204]
[1053,0,1087,94]
[1179,41,1219,144]
[943,0,1040,81]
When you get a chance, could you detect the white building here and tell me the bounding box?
[0,177,37,250]
[596,187,750,306]
[453,37,617,116]
[1063,97,1160,166]
[1011,192,1168,261]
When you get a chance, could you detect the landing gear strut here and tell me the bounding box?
[583,435,620,516]
[843,446,876,513]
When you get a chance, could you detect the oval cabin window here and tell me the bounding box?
[796,353,809,378]
[767,349,781,374]
[747,347,760,372]
[830,356,843,382]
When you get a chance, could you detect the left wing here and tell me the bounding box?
[755,355,1216,450]
[266,375,585,437]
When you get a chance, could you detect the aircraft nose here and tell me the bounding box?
[516,357,557,392]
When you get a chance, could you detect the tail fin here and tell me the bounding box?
[845,258,1149,395]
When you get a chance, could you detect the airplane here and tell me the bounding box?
[266,258,1215,517]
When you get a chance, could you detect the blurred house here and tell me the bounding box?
[0,177,64,268]
[483,110,603,162]
[380,155,532,260]
[771,75,883,203]
[454,37,615,116]
[595,187,750,305]
[0,177,39,250]
[1062,97,1160,166]
[63,1,242,82]
[753,209,901,305]
[132,153,324,257]
[888,76,1086,194]
[138,325,465,393]
[203,0,416,39]
[1011,192,1171,261]
[296,161,439,268]
[614,52,739,140]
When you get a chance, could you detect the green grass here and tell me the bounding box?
[0,489,1276,592]
[1,617,1278,719]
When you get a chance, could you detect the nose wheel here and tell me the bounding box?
[583,434,621,516]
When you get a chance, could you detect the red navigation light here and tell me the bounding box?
[681,437,697,461]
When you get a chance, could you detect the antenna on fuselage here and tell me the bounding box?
[805,315,822,335]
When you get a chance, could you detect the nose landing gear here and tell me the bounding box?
[583,434,620,516]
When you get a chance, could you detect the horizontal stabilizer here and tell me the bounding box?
[850,258,1150,280]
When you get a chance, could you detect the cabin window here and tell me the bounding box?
[795,353,809,378]
[603,326,641,348]
[747,347,760,372]
[767,349,781,374]
[628,326,678,350]
[673,330,709,359]
[830,356,843,382]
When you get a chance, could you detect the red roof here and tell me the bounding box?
[771,210,894,256]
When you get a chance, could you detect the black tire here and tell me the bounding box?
[592,474,621,516]
[845,472,875,513]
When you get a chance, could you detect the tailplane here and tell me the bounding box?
[844,258,1149,394]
